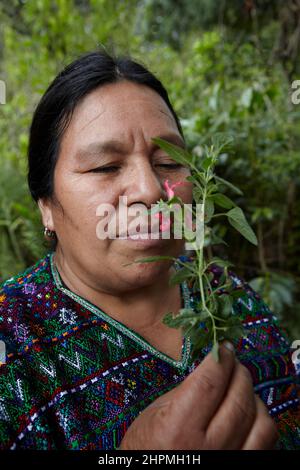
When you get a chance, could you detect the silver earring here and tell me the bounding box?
[44,227,55,239]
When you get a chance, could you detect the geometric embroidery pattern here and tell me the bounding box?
[0,253,299,450]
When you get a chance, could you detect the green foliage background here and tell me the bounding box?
[0,0,299,339]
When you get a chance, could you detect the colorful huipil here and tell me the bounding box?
[0,253,299,450]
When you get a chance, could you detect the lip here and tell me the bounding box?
[118,221,173,239]
[117,232,169,248]
[118,230,161,238]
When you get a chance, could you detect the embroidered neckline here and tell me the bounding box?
[49,253,192,370]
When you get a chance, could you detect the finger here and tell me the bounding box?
[176,341,236,429]
[206,363,256,449]
[241,395,279,450]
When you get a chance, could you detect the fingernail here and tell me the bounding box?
[223,341,235,354]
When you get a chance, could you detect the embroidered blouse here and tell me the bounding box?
[0,253,299,450]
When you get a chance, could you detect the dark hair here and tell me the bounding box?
[27,50,184,202]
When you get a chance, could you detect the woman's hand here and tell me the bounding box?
[119,343,278,450]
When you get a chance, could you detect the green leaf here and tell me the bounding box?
[202,156,213,170]
[226,207,258,245]
[217,294,233,318]
[223,324,245,341]
[214,175,243,195]
[205,198,215,222]
[169,267,194,286]
[212,193,236,209]
[122,255,175,267]
[193,186,202,202]
[272,282,293,307]
[189,325,212,353]
[208,257,234,269]
[186,174,206,187]
[209,232,229,247]
[207,184,220,195]
[230,289,244,301]
[167,195,183,206]
[152,137,194,168]
[163,308,197,328]
[162,312,180,328]
[197,310,211,321]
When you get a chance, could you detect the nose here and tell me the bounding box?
[124,158,166,208]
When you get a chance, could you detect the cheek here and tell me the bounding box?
[56,181,122,248]
[176,181,194,205]
[55,169,117,214]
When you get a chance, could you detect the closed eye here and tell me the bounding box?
[89,166,120,173]
[156,164,183,169]
[89,164,183,173]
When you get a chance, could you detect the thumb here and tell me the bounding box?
[177,342,236,428]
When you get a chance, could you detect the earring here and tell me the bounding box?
[44,227,55,239]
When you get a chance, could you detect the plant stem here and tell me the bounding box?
[198,175,217,345]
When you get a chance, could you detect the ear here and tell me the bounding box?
[38,198,55,231]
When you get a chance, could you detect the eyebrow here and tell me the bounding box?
[75,133,185,161]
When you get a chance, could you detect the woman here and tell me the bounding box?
[0,51,299,450]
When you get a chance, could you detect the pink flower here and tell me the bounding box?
[154,212,171,232]
[153,180,184,233]
[164,179,184,199]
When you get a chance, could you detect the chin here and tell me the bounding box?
[117,241,184,285]
[124,259,173,287]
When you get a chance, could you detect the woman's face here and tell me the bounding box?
[40,80,193,294]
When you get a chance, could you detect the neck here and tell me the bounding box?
[52,250,181,332]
